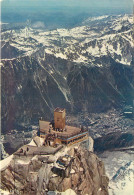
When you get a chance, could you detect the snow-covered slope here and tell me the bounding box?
[1,14,133,66]
[98,151,134,195]
[109,161,134,195]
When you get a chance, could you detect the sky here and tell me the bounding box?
[1,0,133,9]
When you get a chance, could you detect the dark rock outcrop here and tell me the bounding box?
[94,131,134,152]
[1,41,24,59]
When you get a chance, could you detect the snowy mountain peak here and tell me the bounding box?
[1,14,133,66]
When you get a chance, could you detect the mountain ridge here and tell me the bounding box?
[1,14,134,133]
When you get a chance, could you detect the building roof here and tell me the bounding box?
[39,120,87,139]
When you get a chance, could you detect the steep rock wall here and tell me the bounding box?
[2,51,134,133]
[1,146,109,195]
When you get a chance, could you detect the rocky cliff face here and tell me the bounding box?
[1,50,134,134]
[1,53,72,133]
[1,144,109,195]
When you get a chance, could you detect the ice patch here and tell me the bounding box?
[55,53,67,59]
[33,136,44,147]
[114,24,122,31]
[45,49,53,55]
[116,43,122,55]
[0,155,13,171]
[31,155,38,161]
[49,189,76,195]
[16,159,30,165]
[0,189,10,195]
[27,139,37,147]
[86,46,100,56]
[61,189,76,195]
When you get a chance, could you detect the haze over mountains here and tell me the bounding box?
[1,0,132,29]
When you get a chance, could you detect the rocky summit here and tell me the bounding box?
[1,137,109,195]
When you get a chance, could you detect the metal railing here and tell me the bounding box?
[40,129,88,139]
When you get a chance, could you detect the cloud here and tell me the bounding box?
[32,21,45,29]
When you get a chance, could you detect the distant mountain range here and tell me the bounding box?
[1,14,134,133]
